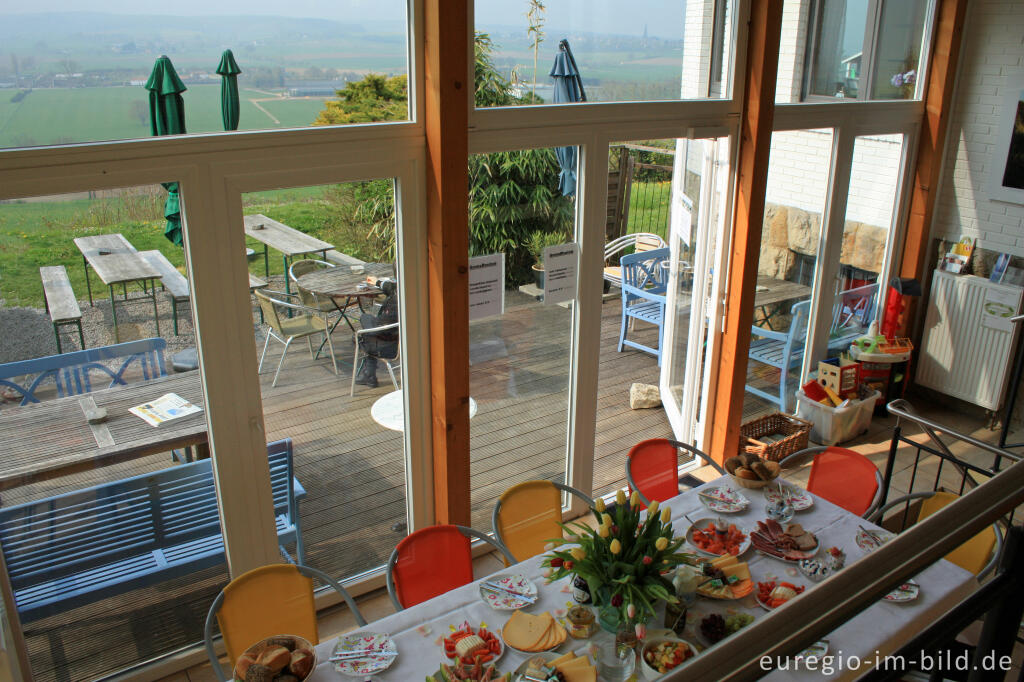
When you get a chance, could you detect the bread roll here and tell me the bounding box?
[734,466,757,480]
[257,645,291,673]
[266,636,296,651]
[289,651,314,678]
[724,456,744,474]
[750,461,773,481]
[233,652,258,680]
[244,663,274,682]
[740,453,762,467]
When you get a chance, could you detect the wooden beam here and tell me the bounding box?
[424,0,471,524]
[900,0,969,340]
[707,0,783,464]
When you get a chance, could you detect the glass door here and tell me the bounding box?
[661,137,726,446]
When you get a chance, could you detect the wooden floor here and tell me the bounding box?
[7,289,674,681]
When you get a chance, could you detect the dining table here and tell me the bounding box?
[308,475,976,681]
[0,372,206,494]
[73,233,162,342]
[296,262,394,338]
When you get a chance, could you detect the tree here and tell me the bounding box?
[313,73,408,125]
[526,0,546,100]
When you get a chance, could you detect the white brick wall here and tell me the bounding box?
[931,0,1024,253]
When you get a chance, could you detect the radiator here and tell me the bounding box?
[916,270,1023,410]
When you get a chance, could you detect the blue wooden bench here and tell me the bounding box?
[0,338,166,407]
[0,438,305,623]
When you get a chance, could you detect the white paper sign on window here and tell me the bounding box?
[981,287,1020,333]
[469,252,505,321]
[543,243,579,305]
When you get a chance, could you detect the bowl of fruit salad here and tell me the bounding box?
[640,636,698,679]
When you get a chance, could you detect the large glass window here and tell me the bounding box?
[0,1,410,148]
[803,0,930,101]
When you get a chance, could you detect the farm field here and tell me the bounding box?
[0,86,335,147]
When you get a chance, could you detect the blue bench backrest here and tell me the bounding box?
[0,438,294,591]
[0,338,166,406]
[620,247,670,302]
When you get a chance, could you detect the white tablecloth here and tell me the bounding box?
[309,477,977,681]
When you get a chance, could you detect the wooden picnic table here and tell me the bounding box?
[243,214,334,295]
[73,233,162,342]
[754,275,813,329]
[0,372,206,493]
[296,262,393,353]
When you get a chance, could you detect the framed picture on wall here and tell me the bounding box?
[991,73,1024,204]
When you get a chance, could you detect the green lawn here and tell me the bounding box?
[0,86,334,147]
[626,181,671,240]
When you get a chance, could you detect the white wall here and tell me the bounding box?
[931,0,1024,253]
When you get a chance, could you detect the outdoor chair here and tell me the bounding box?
[869,491,1003,580]
[617,247,670,364]
[626,438,726,506]
[255,289,337,387]
[288,259,344,318]
[204,563,366,681]
[603,232,667,289]
[386,524,514,611]
[745,282,879,412]
[781,446,884,518]
[491,480,594,563]
[351,321,401,396]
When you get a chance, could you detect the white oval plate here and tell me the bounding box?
[686,518,751,558]
[698,487,750,513]
[332,632,397,677]
[479,574,538,610]
[442,622,504,666]
[763,484,813,511]
[884,580,920,603]
[856,527,896,553]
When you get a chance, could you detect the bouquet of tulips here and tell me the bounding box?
[541,490,699,629]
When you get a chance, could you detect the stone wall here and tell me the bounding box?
[759,202,887,280]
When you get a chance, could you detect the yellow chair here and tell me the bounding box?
[870,491,1002,579]
[203,563,366,681]
[491,480,594,563]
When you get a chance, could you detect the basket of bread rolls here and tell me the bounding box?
[234,634,317,681]
[724,453,781,489]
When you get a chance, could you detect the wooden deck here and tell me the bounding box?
[6,289,674,681]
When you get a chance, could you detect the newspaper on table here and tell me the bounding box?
[129,393,202,427]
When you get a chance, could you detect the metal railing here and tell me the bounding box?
[668,401,1024,680]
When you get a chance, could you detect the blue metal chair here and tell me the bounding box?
[617,247,670,365]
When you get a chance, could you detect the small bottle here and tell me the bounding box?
[572,575,591,604]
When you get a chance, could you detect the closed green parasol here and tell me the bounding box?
[216,49,242,131]
[145,55,187,245]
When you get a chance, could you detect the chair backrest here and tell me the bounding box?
[626,438,683,505]
[289,259,333,308]
[620,247,670,298]
[604,232,667,261]
[806,446,880,516]
[830,282,879,338]
[0,338,167,406]
[254,290,285,332]
[917,492,998,576]
[387,525,477,609]
[214,564,318,665]
[493,481,591,563]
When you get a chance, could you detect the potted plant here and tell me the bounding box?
[541,491,698,634]
[526,229,568,289]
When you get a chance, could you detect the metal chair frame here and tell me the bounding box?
[625,438,725,506]
[385,525,514,611]
[256,289,337,387]
[203,563,366,681]
[350,321,401,396]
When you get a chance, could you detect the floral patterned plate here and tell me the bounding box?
[763,484,814,511]
[856,527,896,553]
[479,574,538,610]
[883,580,920,603]
[332,632,398,677]
[698,487,750,513]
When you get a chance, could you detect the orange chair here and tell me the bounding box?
[870,491,1002,579]
[491,480,594,563]
[626,438,725,506]
[781,446,883,517]
[386,525,514,611]
[203,563,365,680]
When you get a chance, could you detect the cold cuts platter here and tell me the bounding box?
[750,519,819,562]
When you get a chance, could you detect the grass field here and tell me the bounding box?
[0,86,336,147]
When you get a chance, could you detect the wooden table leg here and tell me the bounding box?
[83,254,93,306]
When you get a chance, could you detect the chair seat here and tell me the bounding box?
[278,315,326,337]
[807,446,879,517]
[748,338,805,370]
[625,300,663,324]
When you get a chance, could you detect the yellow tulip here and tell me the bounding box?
[655,536,669,551]
[602,513,613,527]
[598,524,610,538]
[571,547,586,561]
[616,489,627,506]
[594,497,606,513]
[630,491,640,508]
[647,500,660,516]
[610,539,622,554]
[661,507,672,523]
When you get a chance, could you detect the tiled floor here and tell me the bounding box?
[172,396,1024,681]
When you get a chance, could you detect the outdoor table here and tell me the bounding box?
[243,214,335,295]
[296,262,394,337]
[308,476,976,681]
[73,233,162,342]
[754,275,813,329]
[0,372,206,493]
[371,389,477,432]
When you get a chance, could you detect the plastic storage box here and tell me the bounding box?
[795,388,881,446]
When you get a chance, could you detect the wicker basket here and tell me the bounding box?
[730,460,781,489]
[739,412,813,462]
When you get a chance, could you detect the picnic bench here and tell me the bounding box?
[0,337,166,407]
[73,234,161,343]
[0,438,305,622]
[39,265,85,353]
[243,214,334,296]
